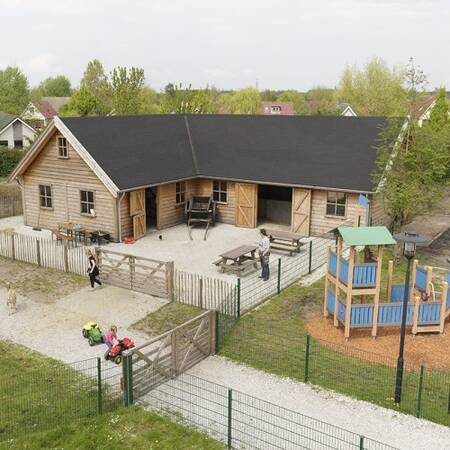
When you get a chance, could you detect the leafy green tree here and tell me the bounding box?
[160,84,215,113]
[277,90,307,114]
[224,88,261,114]
[305,87,337,115]
[110,66,145,115]
[338,57,407,116]
[428,87,449,132]
[0,66,30,114]
[80,59,112,114]
[32,75,72,98]
[66,86,98,116]
[139,87,161,114]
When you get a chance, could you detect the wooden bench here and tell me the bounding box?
[264,229,305,256]
[213,244,259,276]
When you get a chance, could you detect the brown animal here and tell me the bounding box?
[6,283,17,315]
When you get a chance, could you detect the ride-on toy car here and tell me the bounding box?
[104,337,135,364]
[82,321,104,347]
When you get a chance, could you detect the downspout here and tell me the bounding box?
[117,192,125,242]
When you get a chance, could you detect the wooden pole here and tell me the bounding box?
[166,261,174,302]
[371,246,383,338]
[199,276,204,309]
[386,260,393,303]
[344,246,355,339]
[10,232,15,260]
[333,238,343,327]
[171,330,178,376]
[439,282,448,334]
[36,239,41,267]
[63,245,68,272]
[426,266,433,298]
[411,259,418,301]
[323,245,331,318]
[412,294,420,335]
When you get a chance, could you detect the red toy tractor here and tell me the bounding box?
[104,337,135,364]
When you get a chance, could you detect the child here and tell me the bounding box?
[86,250,102,290]
[103,325,118,352]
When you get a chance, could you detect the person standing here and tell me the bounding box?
[258,229,271,281]
[86,249,102,290]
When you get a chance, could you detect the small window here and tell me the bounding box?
[213,180,228,203]
[326,191,346,217]
[175,182,186,204]
[14,140,23,147]
[57,136,68,158]
[271,105,282,113]
[0,140,8,147]
[80,190,95,215]
[39,185,52,209]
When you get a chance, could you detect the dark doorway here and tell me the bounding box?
[258,185,292,227]
[145,187,157,229]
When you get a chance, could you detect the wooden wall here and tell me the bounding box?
[310,190,366,236]
[156,182,186,229]
[369,193,390,226]
[22,130,118,238]
[119,192,133,238]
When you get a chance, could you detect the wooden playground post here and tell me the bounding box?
[333,238,343,327]
[411,260,418,301]
[323,245,331,318]
[344,246,355,339]
[371,246,383,338]
[386,260,393,303]
[426,266,433,297]
[412,294,420,335]
[439,282,448,334]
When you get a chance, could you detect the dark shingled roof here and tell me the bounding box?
[60,115,387,193]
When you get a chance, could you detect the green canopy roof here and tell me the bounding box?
[337,226,396,246]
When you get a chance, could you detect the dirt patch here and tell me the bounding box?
[0,257,86,303]
[307,314,450,369]
[421,229,450,269]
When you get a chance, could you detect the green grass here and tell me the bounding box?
[1,406,224,450]
[0,341,223,449]
[220,279,450,426]
[133,302,203,336]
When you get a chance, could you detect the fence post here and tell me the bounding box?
[97,357,102,414]
[36,239,41,266]
[166,261,175,302]
[416,365,424,418]
[308,240,313,274]
[227,389,233,450]
[127,354,133,405]
[304,334,311,383]
[215,310,220,354]
[277,258,281,294]
[199,277,203,309]
[236,278,241,318]
[63,245,69,272]
[123,355,129,407]
[171,331,178,377]
[10,232,15,260]
[359,436,364,450]
[129,256,135,291]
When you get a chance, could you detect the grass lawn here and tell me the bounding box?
[219,247,450,427]
[133,302,203,336]
[0,340,223,449]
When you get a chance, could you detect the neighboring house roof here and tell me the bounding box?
[261,101,295,115]
[36,97,70,119]
[413,95,436,120]
[43,115,387,194]
[0,113,16,133]
[338,104,358,117]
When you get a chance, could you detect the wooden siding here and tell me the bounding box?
[310,190,366,236]
[22,130,118,238]
[120,192,133,239]
[370,194,390,226]
[157,182,186,229]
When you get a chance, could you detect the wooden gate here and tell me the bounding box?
[130,311,215,398]
[291,188,311,235]
[97,248,173,299]
[235,183,257,228]
[130,189,146,240]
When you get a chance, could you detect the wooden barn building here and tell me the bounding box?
[9,115,390,241]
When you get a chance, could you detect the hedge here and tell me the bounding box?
[0,147,25,177]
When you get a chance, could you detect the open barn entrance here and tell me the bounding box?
[257,184,292,229]
[145,187,158,229]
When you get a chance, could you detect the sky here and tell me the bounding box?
[1,0,449,91]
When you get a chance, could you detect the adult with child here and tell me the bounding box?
[258,228,271,281]
[86,249,102,290]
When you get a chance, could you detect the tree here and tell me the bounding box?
[338,57,407,116]
[374,60,450,228]
[0,66,30,114]
[160,83,215,114]
[32,75,72,98]
[305,87,336,115]
[80,59,112,114]
[139,86,161,114]
[428,87,449,132]
[110,66,145,115]
[224,88,261,114]
[277,90,307,114]
[66,86,98,116]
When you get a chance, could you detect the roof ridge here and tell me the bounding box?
[184,115,200,175]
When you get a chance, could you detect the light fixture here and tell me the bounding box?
[393,231,429,259]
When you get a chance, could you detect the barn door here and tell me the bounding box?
[291,188,311,235]
[130,189,146,240]
[235,183,257,228]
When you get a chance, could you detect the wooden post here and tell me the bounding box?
[199,276,204,309]
[411,259,418,300]
[63,245,68,272]
[171,330,178,376]
[426,266,433,297]
[129,256,135,291]
[386,260,393,302]
[333,238,343,327]
[344,246,355,339]
[36,239,41,266]
[209,310,216,355]
[323,245,331,318]
[439,282,448,334]
[10,232,15,260]
[412,294,420,335]
[166,261,175,302]
[371,246,383,338]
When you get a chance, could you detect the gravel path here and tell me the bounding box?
[184,356,450,450]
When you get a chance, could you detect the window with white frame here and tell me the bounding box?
[271,105,282,114]
[175,182,186,204]
[57,136,68,158]
[39,185,52,209]
[326,191,346,217]
[80,190,95,215]
[213,180,228,203]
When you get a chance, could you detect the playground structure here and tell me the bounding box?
[185,196,216,240]
[323,226,450,339]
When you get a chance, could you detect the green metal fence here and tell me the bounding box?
[0,356,122,442]
[218,323,450,428]
[142,372,398,450]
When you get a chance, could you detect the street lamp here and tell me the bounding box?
[393,231,430,404]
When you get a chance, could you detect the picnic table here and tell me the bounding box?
[265,228,305,256]
[213,244,259,276]
[53,222,89,246]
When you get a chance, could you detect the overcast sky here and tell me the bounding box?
[1,0,449,91]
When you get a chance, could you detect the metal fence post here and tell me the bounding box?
[308,241,313,274]
[237,278,241,318]
[123,355,129,407]
[227,389,233,450]
[277,258,281,294]
[96,357,102,414]
[359,436,364,450]
[304,334,311,383]
[127,354,134,405]
[416,365,424,418]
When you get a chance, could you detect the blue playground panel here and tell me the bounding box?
[390,284,405,302]
[352,263,377,287]
[337,301,346,324]
[329,252,337,277]
[377,302,414,326]
[327,289,335,313]
[418,302,441,325]
[350,304,374,327]
[415,266,427,290]
[339,259,349,284]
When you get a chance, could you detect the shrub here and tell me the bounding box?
[0,147,24,177]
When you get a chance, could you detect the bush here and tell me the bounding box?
[0,147,24,177]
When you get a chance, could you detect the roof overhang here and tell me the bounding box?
[337,226,396,246]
